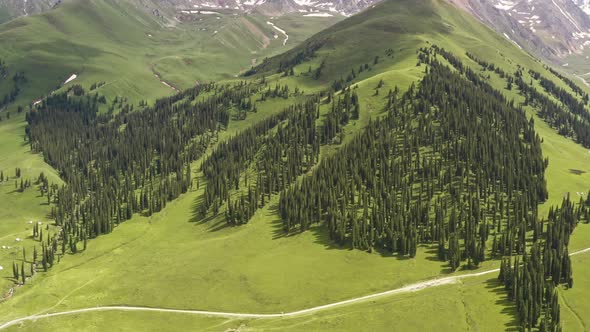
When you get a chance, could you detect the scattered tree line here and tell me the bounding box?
[320,89,359,144]
[430,45,590,332]
[21,77,301,278]
[498,196,588,331]
[543,65,588,103]
[467,50,590,150]
[0,59,7,79]
[89,81,106,91]
[201,97,321,224]
[465,51,509,79]
[244,39,326,77]
[529,69,589,116]
[24,81,267,256]
[0,71,26,110]
[515,70,590,148]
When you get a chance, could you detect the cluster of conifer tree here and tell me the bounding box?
[439,47,590,331]
[320,89,359,144]
[12,215,62,285]
[465,52,508,78]
[324,53,385,88]
[67,84,86,97]
[243,40,326,77]
[201,98,320,224]
[279,53,547,269]
[24,81,266,254]
[466,49,590,152]
[0,167,36,193]
[312,59,327,80]
[544,65,589,103]
[0,71,26,110]
[514,70,590,147]
[89,81,106,91]
[330,63,373,92]
[16,40,590,330]
[498,196,588,331]
[258,83,291,101]
[529,69,589,117]
[0,59,6,78]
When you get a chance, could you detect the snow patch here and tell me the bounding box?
[181,10,220,15]
[494,0,516,11]
[293,0,318,5]
[303,13,333,17]
[267,21,289,46]
[552,0,582,32]
[154,73,178,92]
[64,74,77,85]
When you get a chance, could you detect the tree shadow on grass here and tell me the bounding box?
[267,202,291,240]
[422,245,458,274]
[302,221,443,262]
[268,212,485,274]
[267,207,353,250]
[188,194,232,232]
[189,189,206,223]
[423,245,440,261]
[483,277,520,331]
[309,223,356,251]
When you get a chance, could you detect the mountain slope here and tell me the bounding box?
[249,0,550,85]
[0,0,340,108]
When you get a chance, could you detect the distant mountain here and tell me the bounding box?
[159,0,380,17]
[0,0,60,23]
[450,0,590,60]
[4,0,590,69]
[0,0,379,24]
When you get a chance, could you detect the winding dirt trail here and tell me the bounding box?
[1,247,589,329]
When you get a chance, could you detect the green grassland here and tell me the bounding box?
[6,273,513,332]
[1,0,590,331]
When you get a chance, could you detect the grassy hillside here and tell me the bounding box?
[0,0,340,109]
[1,0,590,331]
